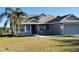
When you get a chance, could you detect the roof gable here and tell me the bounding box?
[27,18,39,23]
[46,14,70,23]
[30,19,38,22]
[66,15,78,20]
[60,14,79,22]
[46,14,79,23]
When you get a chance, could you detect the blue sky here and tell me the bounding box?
[0,7,79,27]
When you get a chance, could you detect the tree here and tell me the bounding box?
[0,7,27,36]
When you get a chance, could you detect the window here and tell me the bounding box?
[40,25,45,30]
[20,25,24,33]
[26,25,30,31]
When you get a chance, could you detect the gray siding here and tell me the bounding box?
[51,23,63,35]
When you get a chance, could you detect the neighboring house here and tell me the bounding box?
[17,14,79,35]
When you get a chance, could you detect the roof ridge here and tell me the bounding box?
[60,14,73,21]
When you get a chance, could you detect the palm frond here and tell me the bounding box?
[16,8,22,12]
[0,12,8,18]
[20,12,27,16]
[3,19,9,29]
[0,12,8,22]
[5,7,14,13]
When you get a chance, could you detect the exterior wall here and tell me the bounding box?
[64,23,79,35]
[19,23,79,35]
[51,23,63,35]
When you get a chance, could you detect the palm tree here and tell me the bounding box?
[0,7,27,36]
[12,8,28,36]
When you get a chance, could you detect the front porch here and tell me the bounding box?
[18,24,52,35]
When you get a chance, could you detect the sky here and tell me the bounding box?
[0,7,79,27]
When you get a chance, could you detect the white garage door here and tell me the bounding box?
[64,24,79,35]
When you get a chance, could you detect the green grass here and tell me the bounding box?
[0,36,79,52]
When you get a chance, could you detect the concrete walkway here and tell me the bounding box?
[34,34,79,37]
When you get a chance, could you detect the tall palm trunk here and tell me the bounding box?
[9,17,14,36]
[11,21,17,36]
[16,19,20,36]
[10,16,17,36]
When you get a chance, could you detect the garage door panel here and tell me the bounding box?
[64,24,79,35]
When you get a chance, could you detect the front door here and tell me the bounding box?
[32,25,37,34]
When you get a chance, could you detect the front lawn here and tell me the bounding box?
[0,36,79,52]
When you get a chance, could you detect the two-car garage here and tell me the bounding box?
[63,23,79,35]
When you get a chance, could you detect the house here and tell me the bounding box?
[17,14,79,36]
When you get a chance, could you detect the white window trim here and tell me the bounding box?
[24,25,27,32]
